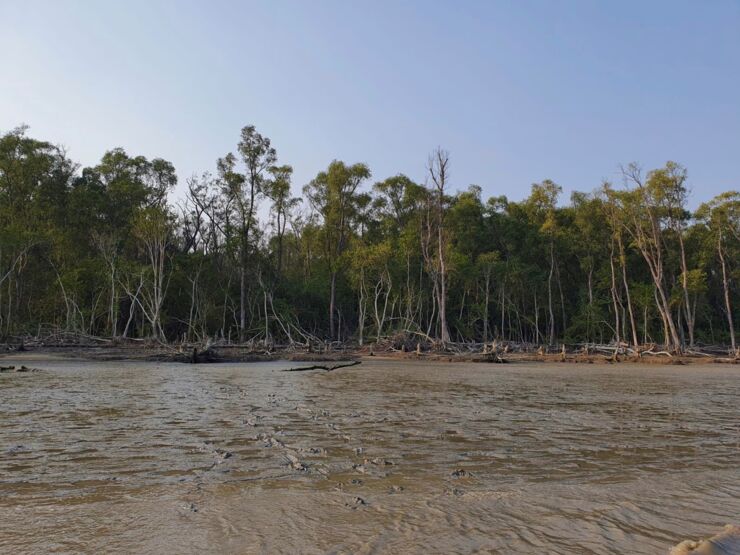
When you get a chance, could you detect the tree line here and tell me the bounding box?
[0,125,737,352]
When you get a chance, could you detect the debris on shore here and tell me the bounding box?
[282,360,361,372]
[0,365,43,373]
[2,333,738,366]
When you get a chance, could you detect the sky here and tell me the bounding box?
[1,0,739,206]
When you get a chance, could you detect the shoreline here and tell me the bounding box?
[1,342,737,366]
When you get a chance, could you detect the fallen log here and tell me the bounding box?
[283,360,361,372]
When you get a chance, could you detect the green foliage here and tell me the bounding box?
[0,126,737,348]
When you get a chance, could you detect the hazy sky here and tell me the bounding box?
[2,0,739,205]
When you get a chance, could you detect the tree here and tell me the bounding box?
[218,125,277,341]
[91,231,120,337]
[526,180,562,345]
[131,206,174,339]
[697,191,739,351]
[304,160,371,340]
[265,165,299,278]
[476,251,500,342]
[570,192,610,344]
[374,174,425,333]
[94,148,176,227]
[422,148,452,344]
[620,163,682,351]
[2,125,738,352]
[650,162,696,345]
[601,184,639,347]
[0,126,75,334]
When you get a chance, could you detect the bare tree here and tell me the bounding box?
[426,148,452,344]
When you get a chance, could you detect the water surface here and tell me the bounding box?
[1,358,738,553]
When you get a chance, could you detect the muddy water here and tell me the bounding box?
[0,358,738,554]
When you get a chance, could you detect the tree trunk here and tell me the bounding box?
[654,285,670,348]
[357,269,365,346]
[609,243,621,345]
[555,257,566,336]
[264,289,270,345]
[437,219,450,344]
[483,273,490,342]
[329,270,337,340]
[106,259,118,338]
[678,234,695,346]
[586,266,594,343]
[547,240,555,345]
[618,238,639,347]
[534,291,539,345]
[656,283,681,351]
[239,262,246,342]
[718,233,736,351]
[500,280,506,341]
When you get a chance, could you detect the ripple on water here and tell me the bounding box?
[0,358,738,554]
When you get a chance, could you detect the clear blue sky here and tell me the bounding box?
[2,1,739,205]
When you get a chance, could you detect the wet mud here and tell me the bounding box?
[0,358,738,553]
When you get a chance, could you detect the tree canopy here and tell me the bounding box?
[0,125,737,352]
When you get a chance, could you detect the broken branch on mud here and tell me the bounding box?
[283,360,361,372]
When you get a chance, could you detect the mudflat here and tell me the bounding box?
[0,358,738,554]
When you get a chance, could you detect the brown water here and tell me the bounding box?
[0,358,738,554]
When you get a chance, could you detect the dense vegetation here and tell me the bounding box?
[1,125,737,352]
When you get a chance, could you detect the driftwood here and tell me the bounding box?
[641,347,673,357]
[4,328,737,365]
[475,340,508,363]
[471,352,508,363]
[283,360,361,372]
[189,344,218,363]
[0,365,42,373]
